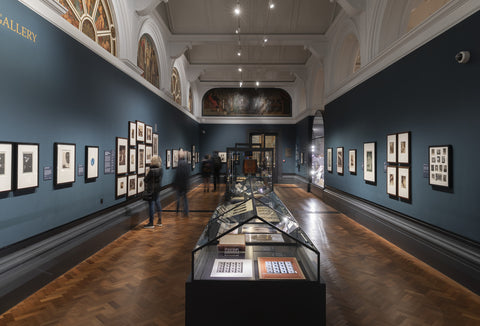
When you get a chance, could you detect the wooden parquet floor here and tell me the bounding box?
[1,184,479,326]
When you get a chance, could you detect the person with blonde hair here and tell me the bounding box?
[143,155,163,228]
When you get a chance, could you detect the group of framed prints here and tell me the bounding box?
[116,120,157,199]
[0,142,100,194]
[165,146,199,170]
[327,147,357,176]
[386,132,410,200]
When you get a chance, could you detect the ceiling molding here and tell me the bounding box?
[336,0,365,17]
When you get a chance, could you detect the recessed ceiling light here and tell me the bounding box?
[238,67,242,72]
[234,6,240,15]
[264,37,268,43]
[269,2,275,9]
[237,51,242,56]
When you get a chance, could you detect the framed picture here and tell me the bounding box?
[146,145,153,164]
[146,125,153,144]
[138,175,145,193]
[219,151,227,163]
[0,142,13,192]
[300,152,304,165]
[116,137,128,175]
[153,133,159,156]
[54,143,76,186]
[16,143,39,190]
[387,134,397,163]
[116,175,127,199]
[85,146,99,182]
[127,174,137,197]
[348,149,356,174]
[129,148,136,173]
[386,165,397,196]
[137,143,145,175]
[166,149,172,169]
[398,166,410,200]
[363,142,376,183]
[172,149,179,168]
[336,147,344,175]
[129,121,136,147]
[187,151,191,164]
[429,145,451,188]
[398,132,410,164]
[327,148,333,172]
[136,120,145,142]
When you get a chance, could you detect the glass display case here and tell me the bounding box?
[192,177,319,282]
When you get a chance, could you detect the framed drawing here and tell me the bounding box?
[327,148,332,172]
[398,166,410,200]
[127,174,137,197]
[129,148,136,173]
[348,149,356,174]
[138,175,145,193]
[116,175,127,199]
[153,133,159,156]
[0,142,13,192]
[137,143,145,175]
[300,152,304,165]
[129,121,136,147]
[219,151,227,163]
[172,149,179,168]
[187,151,191,164]
[387,134,397,163]
[85,146,99,182]
[398,132,410,164]
[336,147,344,175]
[16,143,39,190]
[146,145,153,164]
[146,125,153,144]
[166,149,171,169]
[136,120,145,142]
[386,165,397,196]
[363,142,376,183]
[54,143,76,186]
[116,137,128,175]
[429,145,451,188]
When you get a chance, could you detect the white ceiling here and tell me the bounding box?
[156,0,341,86]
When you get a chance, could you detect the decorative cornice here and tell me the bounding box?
[39,0,67,15]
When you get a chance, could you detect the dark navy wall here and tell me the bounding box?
[325,11,480,243]
[0,2,199,248]
[295,117,312,179]
[199,124,296,175]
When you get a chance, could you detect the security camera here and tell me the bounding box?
[455,51,470,64]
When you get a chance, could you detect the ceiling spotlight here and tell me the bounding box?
[234,5,241,15]
[269,1,275,9]
[235,28,240,34]
[239,81,243,87]
[238,67,242,72]
[256,81,260,86]
[263,37,268,43]
[237,50,242,56]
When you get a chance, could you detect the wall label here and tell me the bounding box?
[0,12,38,43]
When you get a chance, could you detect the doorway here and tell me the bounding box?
[250,133,278,183]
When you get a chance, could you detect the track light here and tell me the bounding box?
[234,5,240,15]
[238,67,242,72]
[256,81,260,86]
[269,1,275,9]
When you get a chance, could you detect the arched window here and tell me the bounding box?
[59,0,116,55]
[171,67,182,105]
[188,88,193,113]
[137,34,160,88]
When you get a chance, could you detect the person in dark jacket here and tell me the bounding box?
[201,154,212,192]
[174,150,190,216]
[212,152,222,192]
[144,155,163,228]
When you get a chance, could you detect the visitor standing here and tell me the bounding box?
[174,150,190,216]
[143,155,163,228]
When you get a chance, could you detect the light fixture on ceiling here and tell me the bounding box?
[237,49,242,56]
[269,1,275,9]
[263,37,268,43]
[239,81,243,87]
[235,28,240,34]
[238,67,242,72]
[234,1,241,16]
[256,81,260,87]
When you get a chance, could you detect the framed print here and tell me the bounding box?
[138,175,145,193]
[137,143,146,175]
[188,151,191,164]
[172,149,179,168]
[146,125,153,144]
[166,149,172,169]
[363,142,376,183]
[16,143,39,190]
[386,165,397,196]
[129,148,136,173]
[387,134,397,163]
[398,132,410,164]
[127,174,137,197]
[348,149,356,174]
[146,145,153,164]
[300,152,304,165]
[398,166,410,200]
[129,121,136,147]
[85,146,99,182]
[54,143,76,186]
[327,148,333,172]
[0,142,13,192]
[153,133,159,156]
[429,145,451,188]
[336,147,344,175]
[136,120,145,142]
[218,151,227,163]
[116,175,127,199]
[116,137,128,175]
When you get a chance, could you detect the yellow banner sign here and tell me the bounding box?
[0,12,37,43]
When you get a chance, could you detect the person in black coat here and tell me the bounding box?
[174,150,190,216]
[201,154,212,192]
[212,152,222,192]
[144,155,163,228]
